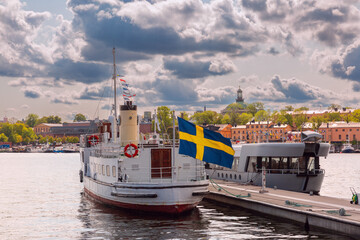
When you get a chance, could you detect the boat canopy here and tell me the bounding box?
[301,131,322,142]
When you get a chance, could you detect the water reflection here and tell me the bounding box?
[77,192,350,240]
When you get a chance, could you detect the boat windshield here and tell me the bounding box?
[246,155,319,174]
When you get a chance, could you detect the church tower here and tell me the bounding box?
[236,86,244,103]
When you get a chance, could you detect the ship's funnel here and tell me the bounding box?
[120,101,138,146]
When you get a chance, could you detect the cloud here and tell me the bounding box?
[163,55,236,79]
[314,40,360,82]
[51,96,79,105]
[22,87,42,99]
[245,75,348,108]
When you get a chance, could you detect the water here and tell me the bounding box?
[0,153,357,239]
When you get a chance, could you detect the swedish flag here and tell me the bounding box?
[178,117,235,168]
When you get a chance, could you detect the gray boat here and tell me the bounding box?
[206,131,330,194]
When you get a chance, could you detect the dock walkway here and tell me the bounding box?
[205,179,360,239]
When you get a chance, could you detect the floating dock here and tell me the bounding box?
[205,179,360,239]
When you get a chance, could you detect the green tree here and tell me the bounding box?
[294,107,309,111]
[246,102,264,116]
[293,110,307,131]
[326,112,341,122]
[74,113,86,122]
[47,115,62,123]
[328,104,341,110]
[0,133,8,142]
[179,111,190,120]
[221,114,231,124]
[25,114,39,127]
[254,110,270,122]
[156,106,173,133]
[238,113,253,125]
[282,105,294,111]
[191,111,221,125]
[350,109,360,122]
[310,116,325,131]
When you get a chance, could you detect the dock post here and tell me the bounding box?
[259,166,268,193]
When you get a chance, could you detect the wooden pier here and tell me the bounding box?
[205,179,360,239]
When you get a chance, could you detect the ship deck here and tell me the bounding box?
[205,179,360,239]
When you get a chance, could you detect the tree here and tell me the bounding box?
[310,116,325,131]
[293,110,307,131]
[74,114,86,122]
[47,115,62,123]
[179,111,190,120]
[0,133,8,142]
[254,110,270,122]
[25,114,39,127]
[325,112,341,122]
[238,113,253,125]
[294,107,309,111]
[191,111,221,125]
[328,104,341,110]
[156,106,173,134]
[246,102,264,116]
[282,105,294,111]
[350,109,360,122]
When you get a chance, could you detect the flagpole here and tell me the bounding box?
[172,110,175,182]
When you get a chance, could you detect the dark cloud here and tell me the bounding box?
[163,57,235,79]
[270,75,317,102]
[153,78,198,104]
[353,83,360,92]
[242,0,267,12]
[23,89,41,99]
[47,59,111,84]
[267,47,280,55]
[328,42,360,82]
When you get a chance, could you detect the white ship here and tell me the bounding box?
[79,49,208,214]
[206,131,330,194]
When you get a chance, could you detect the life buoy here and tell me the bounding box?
[88,135,99,146]
[124,143,138,158]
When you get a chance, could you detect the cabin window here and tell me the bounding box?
[106,165,110,176]
[230,174,232,179]
[246,156,257,172]
[112,166,116,177]
[102,165,105,175]
[226,173,228,178]
[234,174,237,180]
[222,173,224,178]
[307,157,315,172]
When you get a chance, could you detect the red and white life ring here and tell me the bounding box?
[124,143,138,158]
[88,135,99,146]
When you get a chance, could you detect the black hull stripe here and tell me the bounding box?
[85,176,208,189]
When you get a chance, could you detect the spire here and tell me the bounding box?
[236,85,244,103]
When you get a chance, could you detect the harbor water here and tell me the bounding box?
[0,153,358,239]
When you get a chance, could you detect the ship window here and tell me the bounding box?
[234,174,237,180]
[102,165,105,175]
[112,166,116,177]
[239,175,241,180]
[106,165,110,176]
[226,173,228,178]
[246,156,257,172]
[218,173,220,177]
[230,174,232,179]
[221,173,224,178]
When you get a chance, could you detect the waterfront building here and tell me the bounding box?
[203,124,232,139]
[143,111,152,122]
[319,121,360,143]
[231,125,246,142]
[34,121,98,138]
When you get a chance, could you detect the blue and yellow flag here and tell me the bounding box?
[178,117,235,168]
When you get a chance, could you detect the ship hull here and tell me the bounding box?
[83,176,208,214]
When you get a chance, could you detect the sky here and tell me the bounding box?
[1,0,360,122]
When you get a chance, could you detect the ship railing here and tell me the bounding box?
[261,168,325,175]
[120,165,207,183]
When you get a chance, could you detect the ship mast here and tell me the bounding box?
[112,48,118,142]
